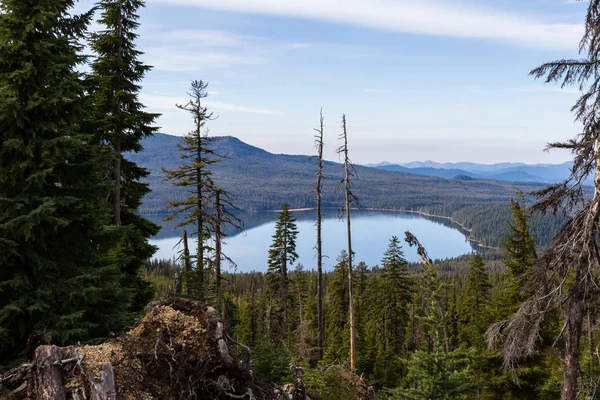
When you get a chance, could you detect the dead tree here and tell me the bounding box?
[211,187,243,298]
[487,2,600,398]
[337,114,359,370]
[314,109,325,360]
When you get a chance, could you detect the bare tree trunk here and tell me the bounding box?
[283,228,289,346]
[341,115,356,370]
[182,230,191,297]
[315,109,325,360]
[562,275,584,400]
[562,138,600,399]
[215,190,223,297]
[113,139,121,226]
[197,140,204,292]
[33,345,65,400]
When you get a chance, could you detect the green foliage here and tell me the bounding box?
[323,252,350,364]
[89,0,160,312]
[162,80,221,299]
[265,203,299,342]
[371,237,414,387]
[129,134,569,248]
[458,254,491,348]
[0,0,131,364]
[251,342,291,384]
[501,191,537,304]
[398,347,477,400]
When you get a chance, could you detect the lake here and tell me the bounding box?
[147,209,476,272]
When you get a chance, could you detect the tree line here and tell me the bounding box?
[2,1,600,399]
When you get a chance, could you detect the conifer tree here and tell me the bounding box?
[0,0,130,363]
[88,0,161,310]
[400,232,476,399]
[374,236,413,386]
[266,203,299,342]
[488,3,600,397]
[323,251,350,363]
[501,191,537,304]
[458,253,491,348]
[163,80,219,299]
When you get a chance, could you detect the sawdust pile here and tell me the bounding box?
[0,298,276,400]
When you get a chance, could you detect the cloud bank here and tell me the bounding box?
[148,0,582,50]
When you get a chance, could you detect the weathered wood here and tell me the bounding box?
[88,363,116,400]
[33,345,65,400]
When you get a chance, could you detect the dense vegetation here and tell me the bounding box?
[128,133,569,247]
[2,1,600,399]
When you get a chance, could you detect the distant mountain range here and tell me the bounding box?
[126,133,568,247]
[365,160,577,184]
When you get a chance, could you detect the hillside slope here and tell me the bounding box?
[127,134,568,247]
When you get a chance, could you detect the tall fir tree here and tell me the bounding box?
[266,203,299,343]
[0,0,130,364]
[501,191,537,304]
[458,253,491,348]
[163,80,219,299]
[89,0,160,312]
[323,251,351,364]
[374,236,413,387]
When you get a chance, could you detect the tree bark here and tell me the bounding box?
[88,363,116,400]
[562,276,584,400]
[215,190,223,297]
[113,139,121,226]
[183,230,191,297]
[315,109,325,360]
[33,345,65,400]
[341,115,356,370]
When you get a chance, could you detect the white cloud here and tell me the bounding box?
[147,0,583,50]
[142,46,266,71]
[139,93,279,116]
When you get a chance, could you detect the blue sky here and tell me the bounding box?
[75,0,589,164]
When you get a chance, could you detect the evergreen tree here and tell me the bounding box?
[400,232,477,399]
[88,0,161,311]
[0,0,130,364]
[266,203,299,342]
[163,80,219,299]
[500,191,537,304]
[323,251,350,364]
[492,3,600,397]
[458,253,491,348]
[374,236,413,387]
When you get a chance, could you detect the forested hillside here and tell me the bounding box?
[128,133,568,247]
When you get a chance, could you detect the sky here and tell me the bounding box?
[74,0,590,165]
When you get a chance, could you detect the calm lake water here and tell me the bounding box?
[147,210,476,273]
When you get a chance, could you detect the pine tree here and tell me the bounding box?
[400,232,477,399]
[88,0,161,311]
[458,254,491,348]
[163,80,219,299]
[501,191,537,304]
[323,251,350,364]
[490,3,600,397]
[0,0,130,364]
[374,236,413,387]
[266,203,299,342]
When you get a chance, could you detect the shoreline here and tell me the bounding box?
[264,206,500,251]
